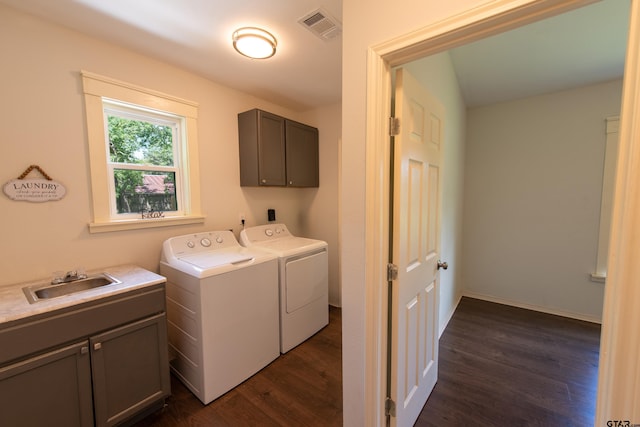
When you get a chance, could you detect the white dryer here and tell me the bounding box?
[160,230,279,404]
[240,223,328,353]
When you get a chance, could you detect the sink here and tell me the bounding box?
[23,274,122,303]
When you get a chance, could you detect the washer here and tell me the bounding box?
[240,223,328,353]
[160,230,279,405]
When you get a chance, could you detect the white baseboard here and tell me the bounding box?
[439,293,462,338]
[462,291,602,324]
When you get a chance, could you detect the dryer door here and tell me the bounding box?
[285,249,328,313]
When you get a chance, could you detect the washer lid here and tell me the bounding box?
[249,236,327,257]
[178,249,253,270]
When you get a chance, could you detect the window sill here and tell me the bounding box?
[590,273,606,283]
[89,215,205,233]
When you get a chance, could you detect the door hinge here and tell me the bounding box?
[387,263,398,281]
[385,397,396,417]
[389,117,400,136]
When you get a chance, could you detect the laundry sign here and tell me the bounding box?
[3,165,66,202]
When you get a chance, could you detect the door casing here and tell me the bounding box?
[362,0,640,425]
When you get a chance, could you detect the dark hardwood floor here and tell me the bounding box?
[134,297,600,427]
[133,306,342,427]
[416,297,601,427]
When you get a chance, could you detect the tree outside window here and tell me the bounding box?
[107,114,178,214]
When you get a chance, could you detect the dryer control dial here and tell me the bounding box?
[187,241,195,249]
[200,238,212,247]
[216,236,223,244]
[265,229,274,237]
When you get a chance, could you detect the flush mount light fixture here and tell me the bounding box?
[232,27,277,59]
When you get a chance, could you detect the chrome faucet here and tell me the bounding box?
[52,269,88,284]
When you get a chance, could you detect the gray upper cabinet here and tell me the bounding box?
[285,119,319,187]
[238,109,319,187]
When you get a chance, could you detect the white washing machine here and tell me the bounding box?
[240,223,328,353]
[160,230,279,404]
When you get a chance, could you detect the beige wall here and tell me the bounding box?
[463,79,622,322]
[300,104,342,306]
[0,4,340,304]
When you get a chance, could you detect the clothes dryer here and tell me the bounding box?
[160,230,279,404]
[240,224,328,353]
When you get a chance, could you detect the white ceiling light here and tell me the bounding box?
[232,27,277,59]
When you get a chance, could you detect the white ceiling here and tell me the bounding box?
[449,0,629,107]
[0,0,343,111]
[0,0,629,110]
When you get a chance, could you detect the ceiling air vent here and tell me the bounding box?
[298,8,342,41]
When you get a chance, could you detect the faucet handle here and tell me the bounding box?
[51,271,65,284]
[76,267,87,280]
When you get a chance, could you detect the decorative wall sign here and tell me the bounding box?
[3,165,66,202]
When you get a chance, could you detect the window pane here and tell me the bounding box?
[113,169,177,214]
[107,115,174,166]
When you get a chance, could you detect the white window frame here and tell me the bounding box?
[103,101,184,219]
[591,116,619,282]
[82,71,204,233]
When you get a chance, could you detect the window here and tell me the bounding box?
[105,102,181,217]
[82,71,204,232]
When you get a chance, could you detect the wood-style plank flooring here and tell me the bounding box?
[134,297,600,426]
[133,306,342,427]
[416,297,601,427]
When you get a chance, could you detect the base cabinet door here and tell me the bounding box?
[91,313,170,427]
[0,341,93,427]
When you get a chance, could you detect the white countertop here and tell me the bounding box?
[0,265,166,324]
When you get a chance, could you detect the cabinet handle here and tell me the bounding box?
[261,179,267,184]
[93,342,102,351]
[81,346,89,355]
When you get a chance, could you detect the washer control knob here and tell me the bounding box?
[187,241,195,248]
[216,236,223,244]
[265,229,274,237]
[200,238,211,247]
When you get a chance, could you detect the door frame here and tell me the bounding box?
[363,0,640,424]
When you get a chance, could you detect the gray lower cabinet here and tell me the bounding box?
[91,313,169,426]
[0,284,170,427]
[0,340,94,427]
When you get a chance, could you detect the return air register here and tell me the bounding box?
[298,8,342,41]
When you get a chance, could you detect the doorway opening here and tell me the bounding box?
[363,0,637,425]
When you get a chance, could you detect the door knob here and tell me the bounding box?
[437,260,448,270]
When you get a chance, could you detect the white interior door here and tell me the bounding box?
[389,67,444,427]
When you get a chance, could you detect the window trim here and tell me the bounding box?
[81,70,204,233]
[591,116,619,283]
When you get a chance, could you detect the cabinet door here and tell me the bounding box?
[285,119,319,187]
[238,109,287,186]
[0,341,93,427]
[258,111,287,185]
[91,314,170,427]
